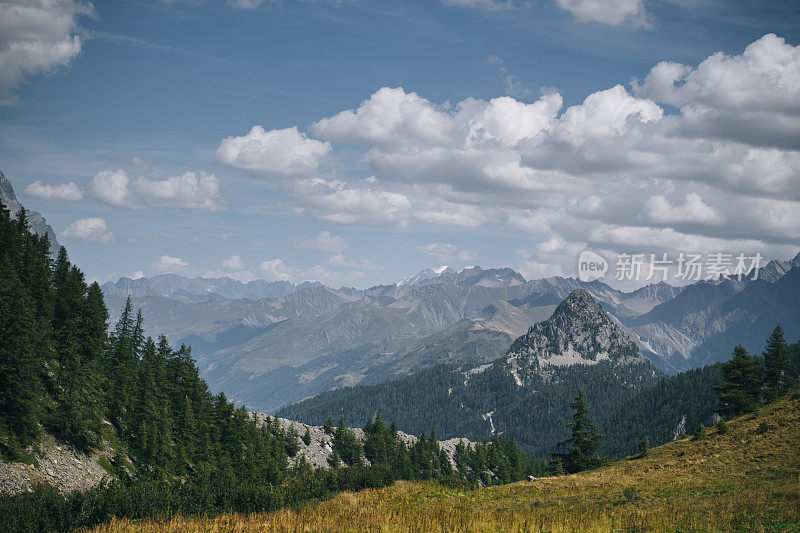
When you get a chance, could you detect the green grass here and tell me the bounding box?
[94,390,800,532]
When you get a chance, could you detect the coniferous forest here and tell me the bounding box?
[0,201,548,531]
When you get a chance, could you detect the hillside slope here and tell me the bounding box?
[96,389,800,532]
[278,290,662,456]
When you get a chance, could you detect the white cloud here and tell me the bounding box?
[216,125,331,178]
[312,87,457,150]
[89,169,129,206]
[85,168,224,210]
[217,35,800,277]
[202,268,258,283]
[327,254,376,270]
[645,193,723,225]
[487,55,527,97]
[60,217,114,244]
[551,85,661,145]
[418,243,478,262]
[221,254,245,270]
[0,0,93,105]
[153,255,191,273]
[555,0,649,27]
[202,254,256,282]
[135,171,224,210]
[296,230,348,253]
[634,34,800,148]
[25,180,83,201]
[259,257,370,286]
[258,258,295,282]
[130,270,144,280]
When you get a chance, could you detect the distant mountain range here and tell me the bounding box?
[102,273,322,302]
[102,268,687,412]
[101,251,800,412]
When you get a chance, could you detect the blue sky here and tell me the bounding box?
[1,0,799,288]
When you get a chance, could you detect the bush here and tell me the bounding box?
[716,420,728,435]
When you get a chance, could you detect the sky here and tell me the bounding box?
[1,0,799,289]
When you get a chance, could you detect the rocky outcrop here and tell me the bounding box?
[0,169,62,257]
[0,435,119,494]
[252,415,473,469]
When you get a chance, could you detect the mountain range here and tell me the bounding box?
[100,250,800,412]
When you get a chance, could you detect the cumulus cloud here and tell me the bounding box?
[201,255,257,282]
[216,125,331,178]
[221,254,245,270]
[89,169,130,206]
[634,34,800,148]
[218,35,800,277]
[153,255,191,273]
[80,168,225,210]
[25,180,83,201]
[418,243,478,262]
[296,230,348,253]
[60,217,114,244]
[0,0,93,105]
[555,0,649,27]
[136,171,224,210]
[644,193,723,225]
[130,271,145,280]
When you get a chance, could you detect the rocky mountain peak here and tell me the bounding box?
[504,289,641,385]
[0,170,62,257]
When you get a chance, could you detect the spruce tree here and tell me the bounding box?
[762,325,793,402]
[555,390,603,474]
[637,437,649,457]
[0,256,40,448]
[715,345,761,416]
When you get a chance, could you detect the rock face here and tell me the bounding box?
[0,435,119,495]
[504,289,642,386]
[252,415,472,469]
[0,169,62,257]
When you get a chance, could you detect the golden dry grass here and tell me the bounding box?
[91,391,800,532]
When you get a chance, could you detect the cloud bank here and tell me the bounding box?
[217,34,800,276]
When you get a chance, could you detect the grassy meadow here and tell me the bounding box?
[92,390,800,532]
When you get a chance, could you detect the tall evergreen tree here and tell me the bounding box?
[762,325,793,402]
[555,390,603,474]
[716,345,761,416]
[0,255,40,448]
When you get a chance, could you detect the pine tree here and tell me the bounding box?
[555,390,603,474]
[637,437,649,457]
[715,345,761,416]
[302,427,311,446]
[762,325,793,402]
[332,417,363,466]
